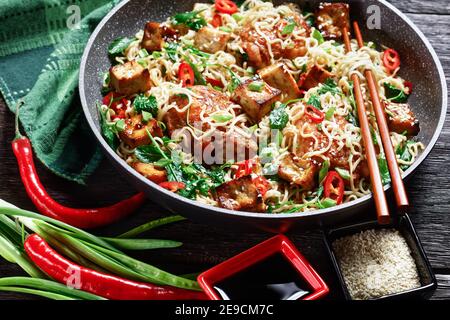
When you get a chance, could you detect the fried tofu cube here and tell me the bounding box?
[132,162,167,183]
[141,22,179,52]
[258,63,301,101]
[385,102,420,136]
[141,22,164,52]
[231,79,281,123]
[215,176,266,212]
[110,61,151,95]
[119,114,163,148]
[299,65,333,90]
[278,154,318,191]
[194,27,230,53]
[316,2,350,40]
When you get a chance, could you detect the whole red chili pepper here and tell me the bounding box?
[12,131,146,229]
[24,234,207,300]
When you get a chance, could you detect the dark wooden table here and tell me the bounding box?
[0,0,449,300]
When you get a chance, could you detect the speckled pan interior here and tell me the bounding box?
[79,0,447,231]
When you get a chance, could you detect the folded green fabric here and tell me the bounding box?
[0,0,120,184]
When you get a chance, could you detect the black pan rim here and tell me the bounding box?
[79,0,447,221]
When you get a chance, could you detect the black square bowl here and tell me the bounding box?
[323,213,437,300]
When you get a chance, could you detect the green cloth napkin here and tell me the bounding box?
[0,0,120,184]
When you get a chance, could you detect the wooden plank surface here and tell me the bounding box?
[0,0,449,300]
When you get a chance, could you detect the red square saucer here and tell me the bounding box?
[197,234,329,300]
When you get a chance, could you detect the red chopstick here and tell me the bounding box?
[342,27,391,225]
[353,21,409,213]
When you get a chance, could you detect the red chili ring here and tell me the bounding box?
[215,0,238,14]
[305,105,325,123]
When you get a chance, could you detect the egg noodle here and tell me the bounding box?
[100,0,424,213]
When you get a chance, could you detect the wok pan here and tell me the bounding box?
[79,0,447,232]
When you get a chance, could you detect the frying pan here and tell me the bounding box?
[79,0,447,232]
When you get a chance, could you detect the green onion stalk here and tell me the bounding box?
[0,198,198,300]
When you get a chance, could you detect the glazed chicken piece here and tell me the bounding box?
[119,114,163,148]
[315,2,350,40]
[215,176,266,212]
[231,79,281,123]
[141,22,179,52]
[258,63,301,101]
[194,27,231,53]
[132,162,167,183]
[384,102,420,136]
[110,61,151,95]
[299,64,334,90]
[239,12,310,68]
[278,154,318,190]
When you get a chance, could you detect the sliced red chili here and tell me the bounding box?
[206,77,224,88]
[178,62,195,87]
[24,234,207,300]
[211,14,223,28]
[404,81,413,95]
[235,159,255,179]
[323,171,345,205]
[297,73,307,88]
[215,0,238,14]
[305,105,325,123]
[383,48,400,73]
[102,92,118,106]
[253,176,270,196]
[159,181,186,192]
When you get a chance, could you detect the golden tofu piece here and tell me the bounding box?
[258,63,301,101]
[132,162,167,183]
[119,114,163,148]
[278,154,318,191]
[194,27,230,53]
[141,21,179,52]
[316,3,350,40]
[216,176,266,212]
[231,79,281,123]
[299,64,334,90]
[385,102,420,136]
[110,61,151,95]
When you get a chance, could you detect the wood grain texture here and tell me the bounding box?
[0,0,449,300]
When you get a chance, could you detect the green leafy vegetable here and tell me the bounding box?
[219,26,232,33]
[212,113,233,123]
[281,22,296,35]
[135,145,162,163]
[133,94,158,117]
[318,160,330,184]
[396,140,415,170]
[248,81,265,92]
[172,10,207,31]
[307,95,321,110]
[384,83,409,103]
[98,104,118,150]
[226,68,241,92]
[378,155,391,185]
[108,37,134,59]
[269,104,289,129]
[335,167,351,180]
[312,29,324,44]
[317,78,340,95]
[142,111,153,123]
[325,107,336,120]
[317,198,337,209]
[183,55,206,85]
[115,119,126,132]
[165,42,179,62]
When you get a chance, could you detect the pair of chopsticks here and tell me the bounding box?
[341,22,409,225]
